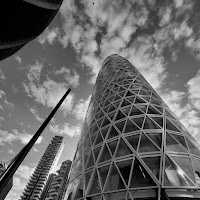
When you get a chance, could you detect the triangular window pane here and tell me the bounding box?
[141,96,151,102]
[166,132,187,153]
[121,106,131,116]
[171,156,196,184]
[136,105,147,113]
[108,104,116,113]
[115,138,132,158]
[150,97,161,106]
[113,100,121,108]
[130,158,156,188]
[94,146,102,161]
[121,99,131,107]
[101,127,109,139]
[146,133,162,148]
[138,133,159,153]
[103,105,110,113]
[86,151,94,169]
[139,90,148,96]
[97,119,103,128]
[88,170,101,195]
[186,138,200,157]
[84,152,89,166]
[165,109,176,120]
[114,94,121,101]
[135,97,146,104]
[98,165,110,189]
[116,159,132,186]
[74,178,84,199]
[131,117,144,128]
[125,134,140,151]
[108,112,115,121]
[164,155,195,186]
[107,126,119,139]
[125,91,135,97]
[142,156,160,180]
[193,158,200,186]
[94,133,103,146]
[151,117,163,127]
[126,96,135,103]
[85,170,93,190]
[104,163,126,191]
[108,139,118,156]
[129,106,143,116]
[102,117,110,128]
[115,120,126,133]
[124,119,140,133]
[115,110,126,121]
[147,105,160,115]
[143,117,160,129]
[98,111,104,119]
[99,144,112,163]
[170,119,182,131]
[166,119,181,132]
[171,133,188,150]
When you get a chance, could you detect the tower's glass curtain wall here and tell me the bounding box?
[65,54,200,200]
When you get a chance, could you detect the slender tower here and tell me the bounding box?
[42,160,72,200]
[64,54,200,200]
[20,136,64,200]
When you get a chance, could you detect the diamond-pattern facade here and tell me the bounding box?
[64,54,200,200]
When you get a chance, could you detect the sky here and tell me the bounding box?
[1,0,200,199]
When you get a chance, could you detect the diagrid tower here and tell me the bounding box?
[65,54,200,200]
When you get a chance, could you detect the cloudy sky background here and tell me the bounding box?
[1,0,200,199]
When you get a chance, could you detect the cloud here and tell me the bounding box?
[23,61,75,114]
[33,147,39,152]
[29,106,44,122]
[0,89,5,98]
[72,95,91,121]
[14,55,22,64]
[16,165,35,180]
[54,66,80,88]
[0,129,43,145]
[49,123,81,137]
[0,69,6,80]
[38,27,60,45]
[13,177,28,191]
[8,149,15,154]
[186,70,200,110]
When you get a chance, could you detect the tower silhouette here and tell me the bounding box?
[64,54,200,200]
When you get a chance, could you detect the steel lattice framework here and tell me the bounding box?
[64,54,200,200]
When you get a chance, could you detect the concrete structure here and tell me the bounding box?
[20,136,64,200]
[64,54,200,200]
[0,0,63,61]
[41,160,72,200]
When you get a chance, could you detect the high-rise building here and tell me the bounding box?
[0,0,63,61]
[20,136,64,200]
[42,160,72,200]
[64,54,200,200]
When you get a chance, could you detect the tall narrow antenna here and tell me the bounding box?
[0,87,71,197]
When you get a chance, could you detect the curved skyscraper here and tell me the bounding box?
[0,0,63,61]
[65,54,200,200]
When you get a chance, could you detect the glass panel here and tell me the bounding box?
[86,151,94,169]
[116,159,132,186]
[136,105,147,113]
[164,155,195,186]
[127,96,136,103]
[98,165,110,189]
[145,133,162,148]
[135,97,146,104]
[99,144,112,163]
[102,117,110,128]
[125,134,140,151]
[121,99,131,107]
[171,156,196,184]
[129,106,143,116]
[138,133,159,153]
[74,178,84,199]
[88,170,101,195]
[165,109,176,120]
[193,158,200,186]
[104,163,126,191]
[107,126,119,139]
[125,91,135,97]
[85,170,93,190]
[186,138,200,156]
[108,139,118,155]
[104,191,126,200]
[143,117,160,129]
[115,120,126,133]
[108,104,116,113]
[166,132,187,153]
[101,127,109,139]
[94,146,102,161]
[166,119,181,132]
[142,156,160,180]
[115,110,126,121]
[108,112,115,121]
[147,105,160,115]
[115,138,132,158]
[94,133,103,146]
[91,134,97,146]
[131,117,144,128]
[171,133,188,150]
[130,158,156,188]
[151,117,163,127]
[124,119,139,133]
[121,106,131,116]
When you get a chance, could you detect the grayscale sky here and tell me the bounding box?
[1,0,200,199]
